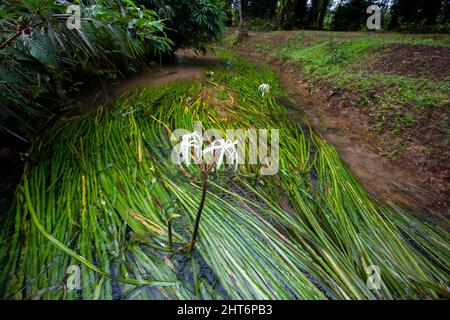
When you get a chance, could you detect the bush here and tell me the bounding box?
[0,0,172,141]
[144,0,225,54]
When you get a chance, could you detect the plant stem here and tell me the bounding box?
[188,171,208,252]
[168,219,173,250]
[0,23,41,49]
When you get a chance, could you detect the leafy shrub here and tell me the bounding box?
[0,0,172,140]
[144,0,225,54]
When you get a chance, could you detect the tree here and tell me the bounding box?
[388,0,444,31]
[294,0,308,27]
[444,0,450,24]
[308,0,320,28]
[332,0,371,31]
[317,0,330,30]
[277,0,298,29]
[278,0,329,30]
[421,0,442,25]
[141,0,225,54]
[277,0,308,29]
[219,0,234,26]
[389,0,419,29]
[242,0,278,19]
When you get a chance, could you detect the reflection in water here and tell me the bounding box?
[75,50,223,114]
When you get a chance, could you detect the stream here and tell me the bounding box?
[80,49,447,224]
[2,48,447,299]
[1,49,446,231]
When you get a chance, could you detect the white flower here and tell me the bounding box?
[179,132,203,166]
[258,83,270,97]
[202,139,239,171]
[206,70,215,77]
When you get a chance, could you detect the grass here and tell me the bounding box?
[0,51,448,300]
[226,30,450,161]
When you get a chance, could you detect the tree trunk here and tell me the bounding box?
[317,0,329,30]
[235,0,248,43]
[238,0,244,29]
[309,0,319,29]
[277,0,303,30]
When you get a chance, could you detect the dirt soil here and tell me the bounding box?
[225,33,450,221]
[371,43,450,81]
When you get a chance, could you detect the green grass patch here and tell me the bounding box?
[240,31,449,155]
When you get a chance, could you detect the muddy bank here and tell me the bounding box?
[225,42,449,219]
[370,43,450,81]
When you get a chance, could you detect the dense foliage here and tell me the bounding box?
[218,0,233,26]
[234,0,450,32]
[143,0,225,54]
[0,0,225,142]
[389,0,449,33]
[0,0,172,141]
[241,0,277,19]
[332,0,373,31]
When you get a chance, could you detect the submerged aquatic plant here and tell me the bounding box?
[176,133,239,252]
[0,52,448,300]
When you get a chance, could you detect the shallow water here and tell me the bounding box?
[74,50,222,115]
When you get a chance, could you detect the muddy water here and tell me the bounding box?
[74,50,222,114]
[0,51,219,226]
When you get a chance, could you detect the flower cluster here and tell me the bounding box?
[178,132,238,171]
[258,83,270,97]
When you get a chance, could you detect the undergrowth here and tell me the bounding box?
[226,31,450,162]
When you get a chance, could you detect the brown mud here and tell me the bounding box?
[370,43,450,81]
